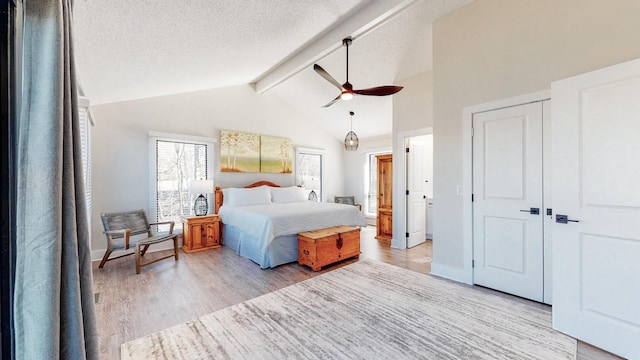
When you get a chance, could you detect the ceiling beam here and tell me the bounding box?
[253,0,421,94]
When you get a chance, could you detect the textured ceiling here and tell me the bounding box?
[73,0,473,140]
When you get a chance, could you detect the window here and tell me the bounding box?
[366,151,391,216]
[149,132,215,229]
[295,148,325,201]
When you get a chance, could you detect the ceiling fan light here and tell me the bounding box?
[341,92,353,100]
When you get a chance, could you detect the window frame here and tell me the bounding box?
[148,131,215,230]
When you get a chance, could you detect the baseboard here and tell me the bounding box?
[430,262,472,285]
[91,238,184,262]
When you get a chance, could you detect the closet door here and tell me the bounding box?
[472,102,544,302]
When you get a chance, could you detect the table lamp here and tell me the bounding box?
[189,179,213,216]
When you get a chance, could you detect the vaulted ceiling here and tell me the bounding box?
[73,0,472,140]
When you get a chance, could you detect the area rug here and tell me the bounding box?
[121,259,576,359]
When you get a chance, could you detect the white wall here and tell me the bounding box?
[393,72,433,133]
[391,71,434,248]
[90,84,344,256]
[432,0,640,281]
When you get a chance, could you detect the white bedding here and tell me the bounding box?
[218,201,367,267]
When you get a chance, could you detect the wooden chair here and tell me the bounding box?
[99,209,179,274]
[334,196,362,211]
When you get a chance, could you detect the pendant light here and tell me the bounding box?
[344,111,359,151]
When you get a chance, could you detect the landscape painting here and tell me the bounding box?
[220,130,260,172]
[260,135,293,173]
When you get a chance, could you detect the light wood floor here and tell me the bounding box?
[92,226,618,360]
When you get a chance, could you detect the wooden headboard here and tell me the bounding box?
[214,181,281,214]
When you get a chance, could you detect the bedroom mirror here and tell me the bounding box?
[295,147,325,202]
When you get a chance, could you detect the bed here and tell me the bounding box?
[214,181,367,269]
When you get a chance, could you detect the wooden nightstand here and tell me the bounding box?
[181,214,221,253]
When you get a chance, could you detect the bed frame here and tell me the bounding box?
[213,180,281,214]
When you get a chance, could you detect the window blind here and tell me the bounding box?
[78,100,92,236]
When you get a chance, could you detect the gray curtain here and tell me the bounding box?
[14,0,99,359]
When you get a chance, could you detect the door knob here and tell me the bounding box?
[556,214,579,224]
[519,207,540,215]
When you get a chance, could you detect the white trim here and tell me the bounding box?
[295,146,326,154]
[78,96,96,126]
[361,146,393,154]
[542,99,553,304]
[462,90,550,285]
[78,96,90,108]
[393,127,432,249]
[148,131,217,144]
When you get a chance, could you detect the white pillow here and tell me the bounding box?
[222,186,272,207]
[271,186,307,203]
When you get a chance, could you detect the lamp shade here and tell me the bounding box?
[344,131,358,151]
[189,179,213,195]
[344,110,358,151]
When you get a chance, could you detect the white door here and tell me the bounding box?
[407,141,426,248]
[473,102,544,302]
[551,59,640,359]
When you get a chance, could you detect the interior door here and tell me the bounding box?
[376,154,393,241]
[551,59,640,359]
[472,102,544,302]
[407,141,426,248]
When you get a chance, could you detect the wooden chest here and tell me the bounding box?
[298,226,360,271]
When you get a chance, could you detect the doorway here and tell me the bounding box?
[395,128,433,250]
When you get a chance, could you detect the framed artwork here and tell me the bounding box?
[260,135,293,173]
[220,130,260,172]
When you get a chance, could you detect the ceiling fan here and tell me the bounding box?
[314,37,403,108]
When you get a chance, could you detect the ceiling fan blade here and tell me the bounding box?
[314,64,343,90]
[322,94,342,108]
[353,86,404,96]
